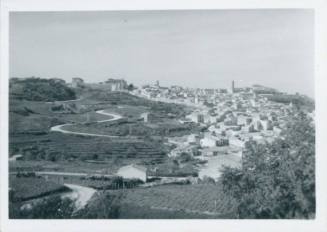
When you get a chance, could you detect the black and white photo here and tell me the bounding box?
[1,1,327,232]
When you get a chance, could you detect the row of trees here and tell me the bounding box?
[220,111,315,218]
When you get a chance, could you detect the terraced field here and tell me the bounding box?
[85,184,237,218]
[10,133,168,163]
[120,184,236,215]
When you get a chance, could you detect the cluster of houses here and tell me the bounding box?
[151,81,298,160]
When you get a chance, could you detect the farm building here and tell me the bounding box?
[116,164,147,182]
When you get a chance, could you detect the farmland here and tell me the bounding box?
[8,78,210,219]
[120,184,236,214]
[9,86,196,170]
[82,184,237,219]
[9,133,168,171]
[63,120,200,137]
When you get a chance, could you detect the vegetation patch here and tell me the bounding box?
[9,176,70,202]
[10,77,76,102]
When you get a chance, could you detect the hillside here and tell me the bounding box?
[10,77,76,102]
[267,94,315,112]
[85,90,190,118]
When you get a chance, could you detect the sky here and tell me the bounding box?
[9,10,314,97]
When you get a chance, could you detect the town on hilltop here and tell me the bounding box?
[8,76,315,219]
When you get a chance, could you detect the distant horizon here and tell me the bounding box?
[10,10,314,98]
[10,76,312,98]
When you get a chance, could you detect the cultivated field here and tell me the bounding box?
[82,184,237,219]
[120,184,236,215]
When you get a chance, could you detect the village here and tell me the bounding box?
[8,76,315,218]
[9,77,306,181]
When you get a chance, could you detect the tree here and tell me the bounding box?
[220,110,315,219]
[10,77,76,101]
[92,154,99,160]
[127,84,134,91]
[179,152,192,163]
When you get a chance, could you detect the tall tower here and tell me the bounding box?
[231,80,235,93]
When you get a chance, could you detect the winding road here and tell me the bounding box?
[49,109,124,209]
[50,110,123,138]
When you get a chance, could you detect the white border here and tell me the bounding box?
[1,0,327,232]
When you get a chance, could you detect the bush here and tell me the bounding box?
[220,111,315,219]
[10,195,76,219]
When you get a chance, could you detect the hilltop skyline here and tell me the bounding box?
[10,10,314,97]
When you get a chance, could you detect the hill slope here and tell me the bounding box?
[10,77,76,102]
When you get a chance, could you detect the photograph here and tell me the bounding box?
[6,9,317,220]
[0,0,325,230]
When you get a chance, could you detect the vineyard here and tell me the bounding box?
[120,184,237,215]
[10,133,168,162]
[84,184,238,218]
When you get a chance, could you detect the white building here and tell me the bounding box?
[260,120,273,130]
[209,116,218,124]
[186,112,204,123]
[140,112,149,123]
[116,164,147,182]
[187,134,198,144]
[273,126,282,135]
[104,78,127,91]
[200,137,217,147]
[237,115,248,126]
